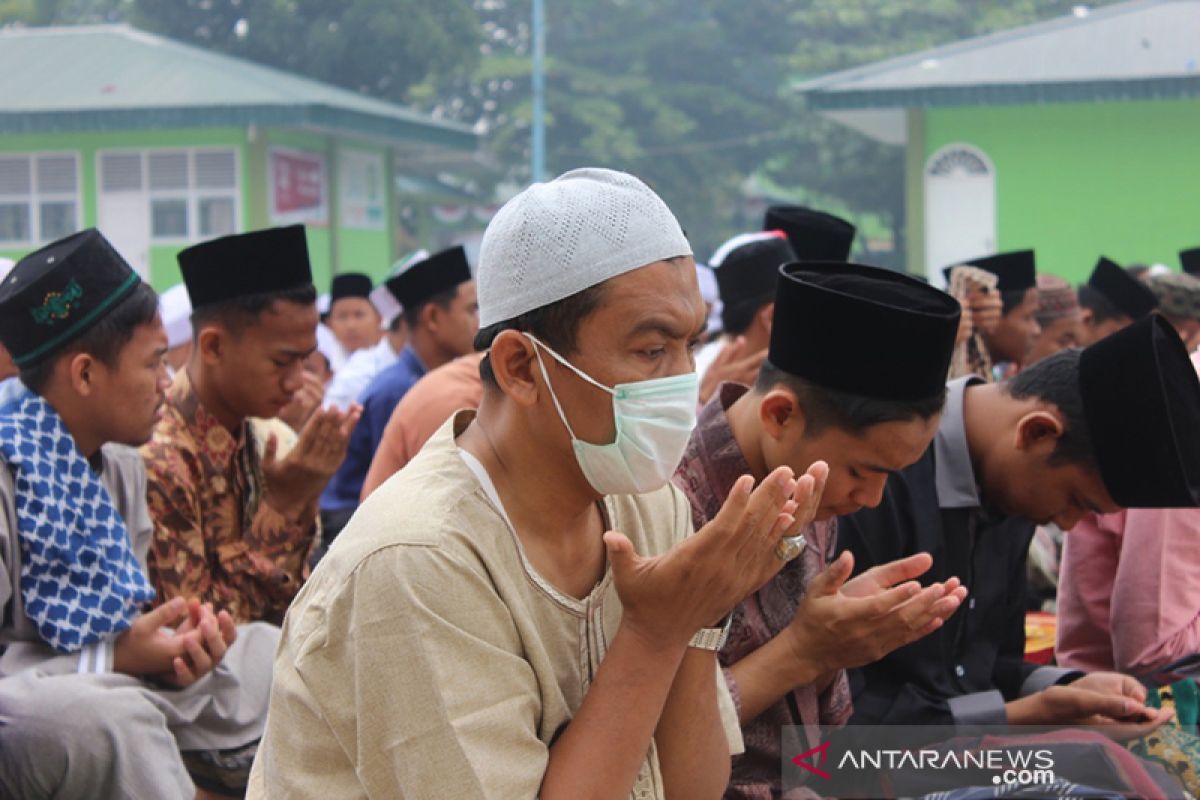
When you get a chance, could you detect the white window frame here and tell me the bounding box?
[95,146,242,245]
[0,151,83,247]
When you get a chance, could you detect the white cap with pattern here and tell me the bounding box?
[477,168,692,327]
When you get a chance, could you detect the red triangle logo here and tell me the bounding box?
[791,741,832,780]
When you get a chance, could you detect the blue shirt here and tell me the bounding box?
[320,346,427,512]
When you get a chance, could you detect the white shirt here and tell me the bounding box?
[323,337,399,410]
[694,338,726,384]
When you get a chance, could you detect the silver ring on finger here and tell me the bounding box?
[774,534,806,562]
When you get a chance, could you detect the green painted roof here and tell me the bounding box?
[797,0,1200,110]
[0,24,477,152]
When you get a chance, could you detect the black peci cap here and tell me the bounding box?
[763,205,856,262]
[1086,256,1158,320]
[330,272,373,303]
[710,232,796,328]
[178,225,314,310]
[944,250,1037,294]
[768,261,963,401]
[382,245,471,309]
[1078,314,1200,508]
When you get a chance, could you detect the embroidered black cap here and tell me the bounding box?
[0,229,141,368]
[769,261,963,401]
[178,225,314,309]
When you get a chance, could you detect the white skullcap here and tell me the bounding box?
[695,263,723,336]
[708,230,787,268]
[695,262,718,305]
[369,249,426,329]
[477,167,692,327]
[159,283,193,349]
[315,322,347,372]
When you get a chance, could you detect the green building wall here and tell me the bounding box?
[0,125,395,294]
[0,127,245,289]
[917,99,1200,283]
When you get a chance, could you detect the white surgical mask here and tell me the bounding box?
[525,333,699,495]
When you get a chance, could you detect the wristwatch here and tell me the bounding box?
[688,613,734,651]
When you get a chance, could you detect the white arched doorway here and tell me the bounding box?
[924,144,997,285]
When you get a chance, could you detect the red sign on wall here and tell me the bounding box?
[270,148,327,224]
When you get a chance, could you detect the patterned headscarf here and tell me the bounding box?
[0,392,153,652]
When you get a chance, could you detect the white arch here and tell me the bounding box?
[924,143,997,286]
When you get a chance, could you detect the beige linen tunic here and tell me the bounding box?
[249,411,740,799]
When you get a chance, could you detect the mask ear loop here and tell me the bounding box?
[522,332,616,396]
[525,333,583,442]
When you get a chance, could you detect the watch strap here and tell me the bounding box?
[688,613,733,651]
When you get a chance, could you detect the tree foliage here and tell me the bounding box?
[419,0,1125,262]
[129,0,482,105]
[2,0,1125,262]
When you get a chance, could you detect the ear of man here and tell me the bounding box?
[487,329,541,407]
[758,387,804,442]
[1014,409,1066,457]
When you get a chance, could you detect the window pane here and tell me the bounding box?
[151,198,188,238]
[101,153,142,192]
[0,157,31,196]
[36,155,78,194]
[199,196,235,237]
[39,201,78,241]
[195,150,236,189]
[148,152,188,190]
[0,203,31,242]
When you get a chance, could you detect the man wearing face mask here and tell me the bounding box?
[248,168,829,800]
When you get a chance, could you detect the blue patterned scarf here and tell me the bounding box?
[0,392,154,653]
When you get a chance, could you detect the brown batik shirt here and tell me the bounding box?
[673,382,853,800]
[141,370,317,624]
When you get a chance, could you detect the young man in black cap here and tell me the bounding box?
[142,225,361,626]
[674,261,968,798]
[953,250,1041,367]
[0,229,276,799]
[702,231,796,375]
[1076,256,1159,346]
[323,255,426,413]
[697,206,857,401]
[325,271,381,358]
[320,244,477,522]
[839,315,1199,733]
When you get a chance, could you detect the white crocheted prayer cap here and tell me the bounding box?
[477,168,692,327]
[159,283,193,349]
